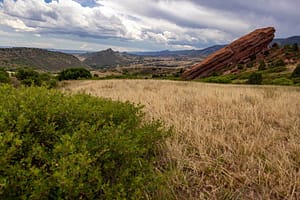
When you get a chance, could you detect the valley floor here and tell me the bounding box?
[62,80,300,199]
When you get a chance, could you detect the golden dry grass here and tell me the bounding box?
[62,80,300,199]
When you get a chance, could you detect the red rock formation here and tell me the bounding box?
[183,27,275,80]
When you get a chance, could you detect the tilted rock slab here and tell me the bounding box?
[182,27,275,80]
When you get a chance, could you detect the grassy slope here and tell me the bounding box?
[0,48,87,71]
[62,79,300,199]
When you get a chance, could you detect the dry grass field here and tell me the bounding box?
[62,80,300,199]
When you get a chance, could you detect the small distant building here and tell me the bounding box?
[7,71,15,77]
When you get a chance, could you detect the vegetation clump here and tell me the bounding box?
[16,67,57,88]
[271,77,293,85]
[58,68,92,80]
[258,60,266,70]
[199,74,237,84]
[0,68,10,83]
[248,72,262,84]
[0,85,172,199]
[291,64,300,78]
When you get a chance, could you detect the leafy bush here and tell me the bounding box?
[246,62,254,68]
[15,68,57,88]
[200,74,237,84]
[265,66,287,73]
[271,59,285,67]
[271,78,293,85]
[248,72,262,84]
[58,68,92,80]
[258,60,266,71]
[292,77,300,84]
[0,86,172,199]
[291,64,300,78]
[292,43,299,51]
[237,64,244,70]
[0,68,10,83]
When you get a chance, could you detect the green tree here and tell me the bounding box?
[273,59,285,67]
[291,64,300,78]
[58,68,92,80]
[248,72,262,84]
[16,68,41,86]
[258,60,266,70]
[15,68,57,88]
[292,43,299,51]
[0,68,10,83]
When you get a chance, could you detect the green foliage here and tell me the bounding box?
[292,77,300,84]
[58,68,92,81]
[248,72,262,84]
[292,43,299,51]
[258,60,266,71]
[0,68,10,83]
[271,43,279,49]
[15,68,57,88]
[271,59,285,67]
[271,77,293,85]
[15,68,37,86]
[200,74,237,84]
[0,85,172,199]
[237,64,244,70]
[265,66,287,73]
[284,44,299,52]
[291,64,300,78]
[246,62,254,68]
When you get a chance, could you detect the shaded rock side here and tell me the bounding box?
[182,27,275,80]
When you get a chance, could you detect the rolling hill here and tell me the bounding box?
[81,48,137,68]
[0,47,87,71]
[272,36,300,46]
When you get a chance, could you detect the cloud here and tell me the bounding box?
[0,0,237,49]
[0,0,299,50]
[1,0,125,37]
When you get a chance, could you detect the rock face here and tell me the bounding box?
[182,27,276,80]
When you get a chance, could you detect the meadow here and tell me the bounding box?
[62,79,300,199]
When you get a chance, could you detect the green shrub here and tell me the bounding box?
[237,64,244,70]
[0,85,172,199]
[58,68,91,80]
[272,59,285,67]
[248,72,262,84]
[271,78,293,85]
[291,64,300,78]
[246,62,254,68]
[0,68,10,83]
[16,67,41,86]
[200,75,236,84]
[15,68,57,88]
[292,77,300,84]
[292,43,299,51]
[258,60,266,71]
[265,66,287,73]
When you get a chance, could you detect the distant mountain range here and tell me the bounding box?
[0,36,299,71]
[271,36,300,46]
[128,45,226,57]
[77,46,226,68]
[129,36,300,57]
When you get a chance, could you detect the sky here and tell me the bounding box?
[0,0,299,52]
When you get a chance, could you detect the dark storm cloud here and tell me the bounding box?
[188,0,300,36]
